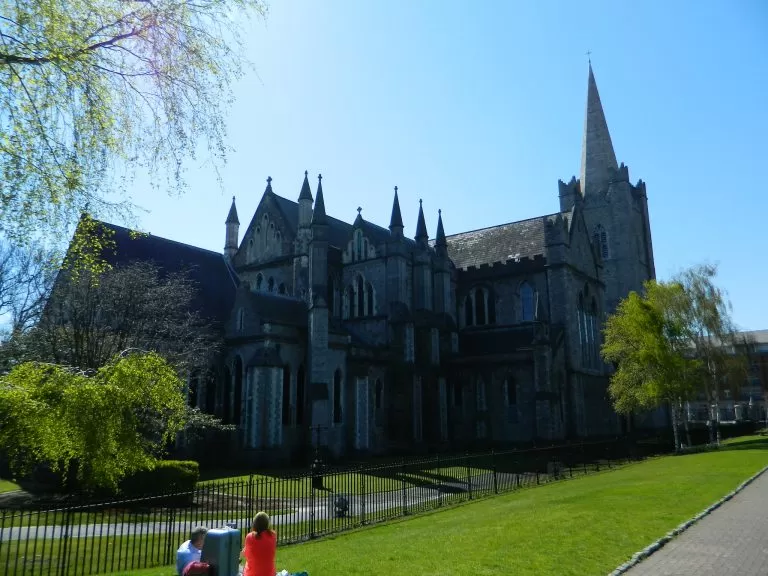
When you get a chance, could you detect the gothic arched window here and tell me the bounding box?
[590,297,599,367]
[464,295,473,327]
[593,225,609,260]
[256,274,263,291]
[333,369,343,424]
[268,277,275,292]
[278,283,286,295]
[475,288,486,325]
[344,285,353,319]
[504,377,516,406]
[366,282,374,316]
[356,232,363,261]
[237,308,245,332]
[356,275,364,317]
[520,282,535,322]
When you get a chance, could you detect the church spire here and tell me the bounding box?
[580,62,618,196]
[311,174,327,226]
[414,199,428,246]
[389,186,404,232]
[298,170,313,202]
[435,209,447,257]
[225,196,239,225]
[435,209,446,245]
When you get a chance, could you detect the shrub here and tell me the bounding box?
[119,460,200,500]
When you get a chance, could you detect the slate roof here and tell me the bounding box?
[440,213,561,270]
[244,290,308,327]
[92,221,239,325]
[271,192,412,250]
[271,193,354,249]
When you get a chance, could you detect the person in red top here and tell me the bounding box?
[241,511,276,576]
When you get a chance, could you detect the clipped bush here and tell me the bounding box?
[119,460,200,500]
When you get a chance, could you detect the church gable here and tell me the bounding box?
[234,192,296,268]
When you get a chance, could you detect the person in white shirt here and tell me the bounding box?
[176,526,208,575]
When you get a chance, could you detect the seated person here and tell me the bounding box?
[176,526,208,575]
[241,512,276,576]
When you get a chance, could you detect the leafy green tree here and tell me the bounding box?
[0,351,188,491]
[674,263,743,444]
[0,0,266,246]
[602,280,700,450]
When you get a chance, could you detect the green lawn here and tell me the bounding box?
[0,478,21,493]
[201,464,493,498]
[109,436,768,576]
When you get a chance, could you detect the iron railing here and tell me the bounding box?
[0,438,649,576]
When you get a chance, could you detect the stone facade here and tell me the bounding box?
[65,65,658,463]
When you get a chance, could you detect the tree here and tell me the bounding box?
[8,260,220,374]
[674,263,743,444]
[0,351,188,491]
[0,241,57,335]
[602,280,700,451]
[0,0,267,246]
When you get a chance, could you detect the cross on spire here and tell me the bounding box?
[357,206,362,215]
[318,174,322,182]
[267,176,272,184]
[586,50,592,63]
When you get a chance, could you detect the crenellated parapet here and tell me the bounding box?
[456,254,547,281]
[558,176,581,212]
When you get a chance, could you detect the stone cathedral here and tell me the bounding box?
[73,65,657,462]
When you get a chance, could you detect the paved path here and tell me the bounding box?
[625,469,768,576]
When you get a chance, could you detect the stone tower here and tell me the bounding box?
[308,174,331,443]
[560,63,656,315]
[224,196,239,260]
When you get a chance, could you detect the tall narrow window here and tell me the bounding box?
[453,381,463,407]
[296,365,305,426]
[356,276,364,318]
[344,285,353,319]
[366,282,374,316]
[464,295,473,327]
[356,232,363,261]
[475,288,486,325]
[505,378,517,406]
[593,225,609,259]
[278,283,286,295]
[375,379,383,410]
[328,274,335,316]
[488,292,496,324]
[256,274,263,291]
[333,369,343,424]
[591,298,599,367]
[268,277,274,292]
[363,238,369,259]
[237,308,245,332]
[521,282,534,322]
[282,366,291,425]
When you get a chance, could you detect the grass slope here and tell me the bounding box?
[111,437,768,576]
[0,479,21,493]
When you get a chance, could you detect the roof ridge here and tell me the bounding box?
[97,220,226,258]
[443,211,562,240]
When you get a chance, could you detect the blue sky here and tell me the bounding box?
[124,0,768,330]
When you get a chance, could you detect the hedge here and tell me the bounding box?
[119,460,200,500]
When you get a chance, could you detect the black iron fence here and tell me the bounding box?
[0,438,652,576]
